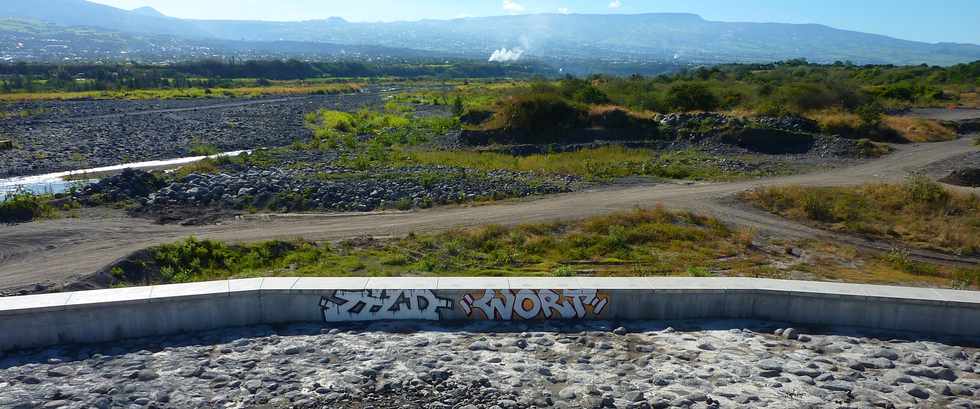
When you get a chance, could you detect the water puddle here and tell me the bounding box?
[0,150,249,201]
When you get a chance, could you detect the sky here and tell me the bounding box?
[86,0,980,44]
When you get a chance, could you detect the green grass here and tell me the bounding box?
[742,175,980,255]
[189,143,220,156]
[106,207,980,289]
[304,109,457,152]
[406,146,765,182]
[115,208,757,284]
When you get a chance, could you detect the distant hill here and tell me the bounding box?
[0,19,444,63]
[1,0,979,66]
[130,7,165,18]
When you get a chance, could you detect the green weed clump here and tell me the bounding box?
[304,109,455,152]
[151,237,301,283]
[0,191,56,224]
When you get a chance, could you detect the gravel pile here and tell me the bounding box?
[95,166,576,214]
[144,166,574,212]
[77,169,166,203]
[941,168,980,188]
[0,320,977,409]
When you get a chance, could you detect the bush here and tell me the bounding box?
[491,93,587,137]
[665,83,719,112]
[904,174,949,208]
[0,191,56,224]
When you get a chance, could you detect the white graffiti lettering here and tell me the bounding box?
[320,290,453,322]
[462,289,609,320]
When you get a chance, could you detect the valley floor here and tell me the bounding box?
[0,132,977,294]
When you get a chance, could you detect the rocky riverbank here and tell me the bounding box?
[0,320,978,409]
[74,162,578,224]
[0,92,383,178]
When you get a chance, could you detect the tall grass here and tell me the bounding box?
[407,146,751,181]
[742,175,980,255]
[122,207,746,283]
[882,116,957,142]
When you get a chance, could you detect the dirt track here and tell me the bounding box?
[2,109,979,291]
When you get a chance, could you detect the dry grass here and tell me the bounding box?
[954,90,979,108]
[807,109,862,132]
[587,104,658,119]
[882,116,957,142]
[0,83,363,102]
[742,177,980,256]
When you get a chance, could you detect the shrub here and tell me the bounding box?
[904,174,949,208]
[0,191,56,224]
[664,83,719,112]
[189,143,219,156]
[490,93,587,137]
[552,265,576,277]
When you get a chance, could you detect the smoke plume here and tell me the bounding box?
[488,48,525,62]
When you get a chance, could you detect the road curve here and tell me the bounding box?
[1,135,977,291]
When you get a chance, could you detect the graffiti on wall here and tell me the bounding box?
[320,290,454,322]
[461,289,609,320]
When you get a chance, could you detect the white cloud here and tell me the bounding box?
[608,0,622,9]
[502,0,525,13]
[558,7,570,14]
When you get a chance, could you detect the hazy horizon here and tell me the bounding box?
[84,0,980,45]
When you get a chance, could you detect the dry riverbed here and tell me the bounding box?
[1,320,979,409]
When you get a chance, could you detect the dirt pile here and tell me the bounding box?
[941,168,980,187]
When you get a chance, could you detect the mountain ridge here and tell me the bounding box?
[0,0,978,66]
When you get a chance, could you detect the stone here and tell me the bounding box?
[820,381,854,392]
[782,328,799,340]
[136,370,159,381]
[905,385,930,399]
[46,367,74,377]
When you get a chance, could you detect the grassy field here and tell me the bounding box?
[741,176,980,256]
[406,147,775,181]
[0,82,363,101]
[110,207,980,289]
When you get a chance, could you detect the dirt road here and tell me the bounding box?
[2,132,977,290]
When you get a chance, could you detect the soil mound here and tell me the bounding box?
[941,168,980,187]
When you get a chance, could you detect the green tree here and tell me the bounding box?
[452,95,465,117]
[665,83,719,112]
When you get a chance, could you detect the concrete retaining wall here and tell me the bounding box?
[2,277,979,351]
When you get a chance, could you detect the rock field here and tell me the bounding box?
[1,320,978,409]
[0,92,382,178]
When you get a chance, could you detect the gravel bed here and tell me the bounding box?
[0,93,383,178]
[76,163,578,223]
[141,166,576,213]
[1,320,978,409]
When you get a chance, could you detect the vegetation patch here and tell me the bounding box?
[406,147,769,181]
[0,191,57,224]
[881,116,958,142]
[106,207,978,289]
[741,175,980,255]
[112,208,755,283]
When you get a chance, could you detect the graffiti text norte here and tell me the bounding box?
[320,290,453,322]
[461,289,609,320]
